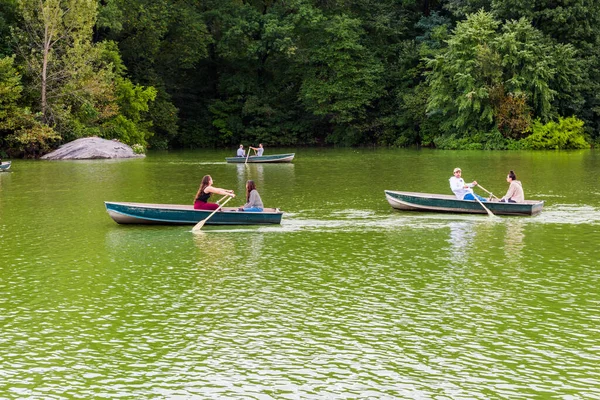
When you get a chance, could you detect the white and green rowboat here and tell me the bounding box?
[225,153,294,163]
[385,190,544,216]
[105,202,284,225]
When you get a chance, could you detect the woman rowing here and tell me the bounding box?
[194,175,235,210]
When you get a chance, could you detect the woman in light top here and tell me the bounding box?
[239,180,264,212]
[500,170,524,203]
[194,175,235,210]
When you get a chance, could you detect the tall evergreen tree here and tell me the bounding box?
[426,11,579,144]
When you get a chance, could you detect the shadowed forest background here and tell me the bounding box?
[0,0,599,157]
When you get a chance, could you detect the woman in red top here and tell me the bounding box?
[193,175,235,210]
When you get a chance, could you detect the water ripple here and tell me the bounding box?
[2,158,600,398]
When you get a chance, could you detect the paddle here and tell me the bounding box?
[192,196,234,232]
[216,195,228,204]
[472,193,495,217]
[244,148,250,165]
[477,184,499,200]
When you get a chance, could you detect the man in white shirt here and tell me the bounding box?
[236,145,245,157]
[449,167,487,201]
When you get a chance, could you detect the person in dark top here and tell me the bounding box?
[194,175,235,210]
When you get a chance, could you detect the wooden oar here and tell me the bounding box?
[472,194,495,217]
[478,184,499,200]
[192,196,234,232]
[244,148,250,165]
[215,195,228,204]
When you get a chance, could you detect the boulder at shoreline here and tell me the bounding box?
[41,137,144,160]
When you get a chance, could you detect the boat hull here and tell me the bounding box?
[0,161,11,171]
[105,202,283,225]
[385,190,544,216]
[225,153,294,163]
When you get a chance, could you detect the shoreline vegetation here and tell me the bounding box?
[1,2,599,158]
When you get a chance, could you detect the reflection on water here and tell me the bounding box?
[235,163,295,187]
[447,221,476,263]
[193,228,266,270]
[504,219,525,258]
[192,229,237,259]
[236,163,248,182]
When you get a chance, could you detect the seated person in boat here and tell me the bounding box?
[194,175,235,210]
[500,170,524,203]
[449,167,487,201]
[236,145,246,157]
[238,180,263,212]
[250,143,264,157]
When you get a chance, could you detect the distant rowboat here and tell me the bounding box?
[105,201,283,225]
[385,190,544,216]
[0,161,11,171]
[225,153,294,163]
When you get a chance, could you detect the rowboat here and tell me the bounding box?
[225,153,295,163]
[385,190,544,216]
[105,201,283,225]
[0,161,11,171]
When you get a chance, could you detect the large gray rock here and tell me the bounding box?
[41,137,145,160]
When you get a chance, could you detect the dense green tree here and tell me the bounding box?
[0,0,18,56]
[102,0,211,148]
[179,0,323,147]
[426,11,579,145]
[0,55,20,123]
[2,0,600,152]
[96,41,157,145]
[192,0,427,147]
[0,55,60,157]
[491,0,600,142]
[9,0,156,148]
[389,11,450,147]
[15,0,98,124]
[427,11,500,136]
[520,116,589,149]
[300,0,425,145]
[299,15,384,129]
[491,0,600,48]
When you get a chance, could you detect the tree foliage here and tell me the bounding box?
[1,0,600,154]
[520,116,590,150]
[426,11,579,145]
[15,0,98,123]
[299,15,385,126]
[8,0,156,151]
[0,55,61,157]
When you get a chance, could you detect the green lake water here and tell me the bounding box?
[0,148,599,398]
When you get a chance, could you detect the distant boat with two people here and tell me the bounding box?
[226,153,294,163]
[226,144,294,163]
